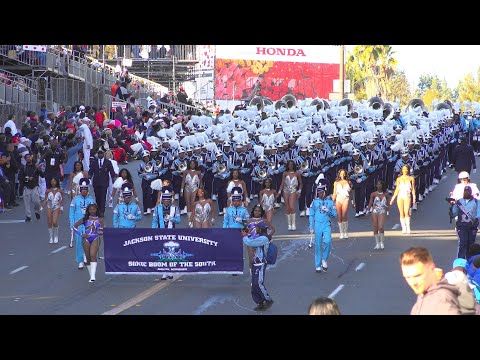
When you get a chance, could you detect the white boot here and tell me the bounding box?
[89,262,97,282]
[405,218,411,234]
[338,222,344,239]
[53,227,59,244]
[373,234,380,250]
[379,233,385,249]
[187,212,191,220]
[291,213,296,230]
[287,214,292,231]
[48,228,54,244]
[343,221,349,239]
[86,264,91,277]
[400,219,406,234]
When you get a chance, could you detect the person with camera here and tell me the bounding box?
[451,185,480,259]
[241,221,274,312]
[19,153,45,221]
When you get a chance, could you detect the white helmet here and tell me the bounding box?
[458,171,469,179]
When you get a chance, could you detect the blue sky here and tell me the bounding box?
[346,45,480,90]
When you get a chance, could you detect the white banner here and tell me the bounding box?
[22,45,47,53]
[215,45,339,64]
[112,101,127,113]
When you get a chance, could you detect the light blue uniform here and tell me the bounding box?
[309,197,337,268]
[223,205,249,228]
[113,202,142,228]
[69,195,95,265]
[151,204,181,228]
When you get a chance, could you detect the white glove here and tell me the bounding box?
[235,217,243,223]
[127,214,135,220]
[321,206,328,212]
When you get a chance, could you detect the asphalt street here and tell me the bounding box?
[0,160,467,315]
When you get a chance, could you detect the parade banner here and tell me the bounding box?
[111,101,127,113]
[103,228,244,275]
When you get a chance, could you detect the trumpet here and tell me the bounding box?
[218,164,226,173]
[300,162,309,171]
[258,169,267,179]
[178,162,187,172]
[354,164,364,174]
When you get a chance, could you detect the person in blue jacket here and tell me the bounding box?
[223,188,249,229]
[113,183,142,228]
[309,179,337,273]
[151,188,180,280]
[242,221,274,311]
[69,178,95,269]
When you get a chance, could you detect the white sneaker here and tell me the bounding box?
[212,194,217,201]
[161,274,168,280]
[419,194,423,201]
[274,203,280,209]
[147,208,152,214]
[359,211,364,216]
[412,203,417,211]
[322,260,328,270]
[250,194,254,200]
[49,238,53,244]
[174,194,179,200]
[219,211,224,216]
[143,211,148,215]
[306,208,310,215]
[355,212,360,217]
[339,233,344,239]
[54,236,58,244]
[299,210,306,217]
[315,267,322,272]
[281,198,285,204]
[78,262,84,269]
[291,225,296,230]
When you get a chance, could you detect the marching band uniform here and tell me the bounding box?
[212,152,231,215]
[138,151,157,214]
[113,183,142,228]
[309,181,337,272]
[348,149,368,217]
[69,178,95,269]
[451,186,480,259]
[223,191,249,229]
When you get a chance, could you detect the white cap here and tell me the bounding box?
[458,171,470,179]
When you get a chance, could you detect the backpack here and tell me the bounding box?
[265,241,278,265]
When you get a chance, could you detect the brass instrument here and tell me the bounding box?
[339,98,353,112]
[144,163,153,173]
[354,165,364,174]
[407,98,427,113]
[367,96,384,110]
[300,162,309,171]
[281,94,297,108]
[258,169,267,179]
[218,164,226,173]
[178,162,187,172]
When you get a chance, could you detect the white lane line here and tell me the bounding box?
[392,223,400,230]
[328,284,344,299]
[50,246,67,254]
[0,220,29,224]
[102,276,182,315]
[355,263,365,271]
[9,266,29,275]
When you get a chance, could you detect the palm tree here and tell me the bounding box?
[346,45,398,99]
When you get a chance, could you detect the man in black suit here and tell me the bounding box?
[452,135,476,177]
[88,149,116,216]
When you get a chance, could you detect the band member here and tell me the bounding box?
[190,188,215,228]
[367,180,390,250]
[241,221,274,312]
[259,178,277,224]
[152,189,181,230]
[181,159,202,220]
[69,178,95,268]
[151,189,180,280]
[451,185,480,259]
[390,164,416,234]
[212,150,230,215]
[138,150,157,215]
[451,171,480,200]
[278,160,302,231]
[251,155,268,199]
[72,203,104,282]
[223,189,249,229]
[309,180,337,272]
[348,149,368,217]
[171,147,188,214]
[41,177,64,244]
[113,183,142,228]
[226,169,249,207]
[332,169,352,239]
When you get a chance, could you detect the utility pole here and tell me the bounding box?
[339,45,345,99]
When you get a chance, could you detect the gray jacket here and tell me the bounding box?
[411,279,462,315]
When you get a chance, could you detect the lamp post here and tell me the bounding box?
[339,45,345,99]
